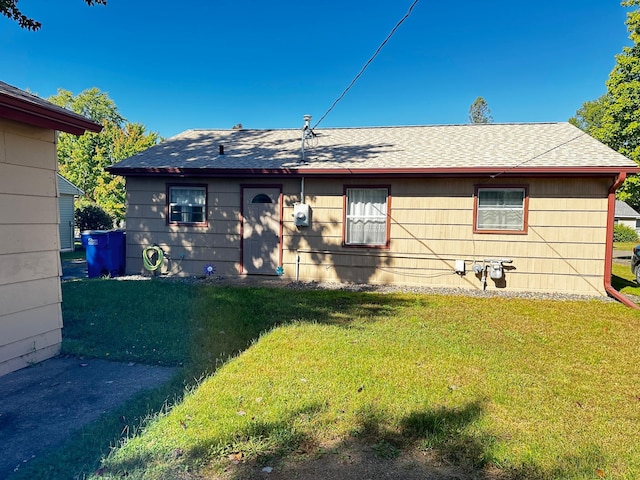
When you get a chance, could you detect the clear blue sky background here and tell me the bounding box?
[0,0,632,138]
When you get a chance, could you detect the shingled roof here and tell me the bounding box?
[107,122,640,177]
[0,81,102,135]
[615,200,640,219]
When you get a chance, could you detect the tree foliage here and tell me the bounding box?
[49,88,159,224]
[1,0,106,31]
[571,1,640,209]
[75,204,113,232]
[468,96,493,124]
[568,94,610,136]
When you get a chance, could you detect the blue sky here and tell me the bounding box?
[0,0,632,138]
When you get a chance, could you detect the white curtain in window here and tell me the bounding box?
[170,188,206,206]
[346,188,387,245]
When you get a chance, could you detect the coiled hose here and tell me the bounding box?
[142,245,164,272]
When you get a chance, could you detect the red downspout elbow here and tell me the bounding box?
[604,172,639,308]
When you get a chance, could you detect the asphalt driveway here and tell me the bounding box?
[2,257,174,478]
[0,356,175,478]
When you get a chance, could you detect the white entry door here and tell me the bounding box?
[242,187,281,274]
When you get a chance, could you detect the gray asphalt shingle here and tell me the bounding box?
[108,122,639,173]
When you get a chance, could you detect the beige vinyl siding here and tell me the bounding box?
[288,177,610,295]
[124,178,292,276]
[124,175,612,296]
[0,119,63,376]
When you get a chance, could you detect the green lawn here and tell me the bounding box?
[613,241,638,252]
[16,279,640,480]
[60,247,85,262]
[611,241,639,295]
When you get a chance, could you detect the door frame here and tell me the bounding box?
[240,184,283,274]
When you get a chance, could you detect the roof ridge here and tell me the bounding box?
[185,122,568,133]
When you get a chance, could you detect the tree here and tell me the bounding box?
[49,88,159,224]
[75,204,113,231]
[1,0,106,31]
[468,96,493,124]
[570,1,640,209]
[568,94,610,137]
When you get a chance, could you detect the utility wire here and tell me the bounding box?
[312,0,420,130]
[485,131,588,182]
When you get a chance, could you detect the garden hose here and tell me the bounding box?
[143,245,164,271]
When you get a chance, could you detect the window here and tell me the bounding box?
[168,185,207,225]
[251,193,273,204]
[344,187,390,246]
[474,186,527,233]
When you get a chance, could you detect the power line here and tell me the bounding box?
[486,131,588,182]
[312,0,420,130]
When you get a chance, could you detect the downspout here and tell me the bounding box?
[604,172,639,308]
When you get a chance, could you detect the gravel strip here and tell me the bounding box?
[114,273,620,303]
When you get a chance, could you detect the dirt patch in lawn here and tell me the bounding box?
[204,439,497,480]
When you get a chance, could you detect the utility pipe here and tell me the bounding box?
[604,172,639,308]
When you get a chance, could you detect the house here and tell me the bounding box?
[0,81,101,376]
[107,121,640,304]
[57,173,83,252]
[614,200,640,235]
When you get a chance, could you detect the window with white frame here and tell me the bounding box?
[344,187,389,246]
[168,185,207,224]
[475,186,527,232]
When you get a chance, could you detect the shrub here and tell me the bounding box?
[76,204,114,231]
[613,223,639,243]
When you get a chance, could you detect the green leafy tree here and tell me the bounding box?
[570,1,640,209]
[75,204,113,231]
[468,96,493,124]
[49,88,159,224]
[1,0,106,31]
[568,94,610,136]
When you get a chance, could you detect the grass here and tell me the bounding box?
[611,241,640,295]
[60,248,85,262]
[611,263,640,296]
[15,279,640,480]
[613,241,638,252]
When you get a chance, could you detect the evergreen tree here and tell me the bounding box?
[468,96,493,124]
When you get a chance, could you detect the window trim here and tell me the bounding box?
[473,185,529,234]
[342,185,391,248]
[166,184,208,226]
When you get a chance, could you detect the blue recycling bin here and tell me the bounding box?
[81,230,126,278]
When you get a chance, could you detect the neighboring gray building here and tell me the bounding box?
[614,200,640,234]
[57,174,83,252]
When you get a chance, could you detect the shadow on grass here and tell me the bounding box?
[97,400,489,479]
[189,285,414,375]
[15,281,414,479]
[20,280,615,479]
[611,274,637,292]
[210,400,607,480]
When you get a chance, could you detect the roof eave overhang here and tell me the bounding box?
[0,98,102,135]
[105,165,640,178]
